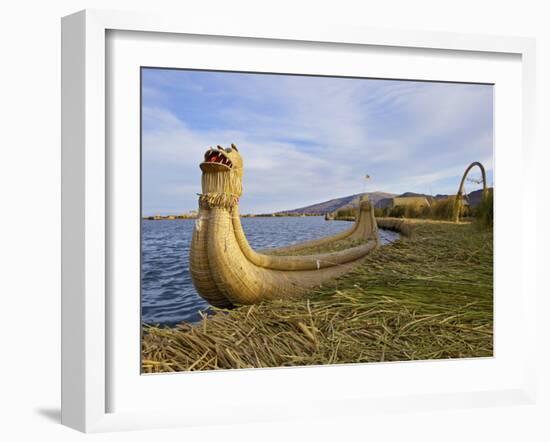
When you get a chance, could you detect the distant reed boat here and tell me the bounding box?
[189,144,380,307]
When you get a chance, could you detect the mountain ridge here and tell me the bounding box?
[276,188,492,215]
[277,192,396,216]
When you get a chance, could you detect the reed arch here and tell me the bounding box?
[453,161,488,222]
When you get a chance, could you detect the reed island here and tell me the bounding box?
[142,146,493,373]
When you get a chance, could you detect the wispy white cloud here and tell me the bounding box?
[141,70,493,214]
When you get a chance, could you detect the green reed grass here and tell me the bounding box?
[142,220,493,373]
[373,197,471,220]
[473,192,494,228]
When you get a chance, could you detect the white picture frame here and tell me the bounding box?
[61,9,537,433]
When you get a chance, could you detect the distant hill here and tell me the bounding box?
[466,188,493,207]
[277,192,396,215]
[278,188,492,215]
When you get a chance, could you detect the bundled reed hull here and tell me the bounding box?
[189,145,380,307]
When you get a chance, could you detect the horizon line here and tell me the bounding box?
[142,186,493,217]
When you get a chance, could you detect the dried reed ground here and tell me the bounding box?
[142,219,493,373]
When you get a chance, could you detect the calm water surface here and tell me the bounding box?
[141,216,399,326]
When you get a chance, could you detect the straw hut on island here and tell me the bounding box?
[391,196,431,208]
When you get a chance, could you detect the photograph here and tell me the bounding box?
[140,68,494,373]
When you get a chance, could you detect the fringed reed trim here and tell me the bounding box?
[199,193,239,210]
[201,170,242,197]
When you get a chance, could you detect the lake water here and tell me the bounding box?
[141,216,399,326]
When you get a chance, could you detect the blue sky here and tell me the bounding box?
[142,68,493,215]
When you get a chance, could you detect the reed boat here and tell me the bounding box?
[189,144,380,307]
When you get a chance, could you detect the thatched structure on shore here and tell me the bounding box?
[391,196,431,208]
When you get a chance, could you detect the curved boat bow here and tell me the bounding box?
[189,145,380,307]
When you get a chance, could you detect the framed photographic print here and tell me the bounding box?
[61,9,537,432]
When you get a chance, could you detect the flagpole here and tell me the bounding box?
[363,174,370,199]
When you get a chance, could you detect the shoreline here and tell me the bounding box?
[142,218,493,373]
[143,213,329,220]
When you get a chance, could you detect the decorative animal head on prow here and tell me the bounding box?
[199,144,243,209]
